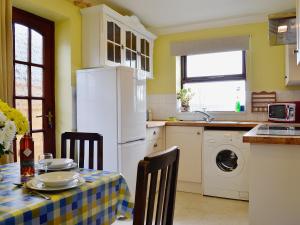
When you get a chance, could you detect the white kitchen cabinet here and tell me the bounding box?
[285,45,300,86]
[166,126,203,193]
[81,4,156,78]
[146,126,165,153]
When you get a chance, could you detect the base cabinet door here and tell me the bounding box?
[166,126,203,184]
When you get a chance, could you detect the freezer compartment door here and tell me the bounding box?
[117,67,146,143]
[118,139,147,201]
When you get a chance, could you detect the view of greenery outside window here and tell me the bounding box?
[181,50,246,112]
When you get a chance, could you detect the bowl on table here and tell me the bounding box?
[36,171,80,187]
[41,158,74,169]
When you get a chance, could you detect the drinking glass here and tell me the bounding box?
[38,153,53,173]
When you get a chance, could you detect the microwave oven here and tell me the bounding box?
[268,102,300,123]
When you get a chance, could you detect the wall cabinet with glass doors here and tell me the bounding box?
[81,5,156,78]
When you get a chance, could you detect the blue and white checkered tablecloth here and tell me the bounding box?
[0,163,133,225]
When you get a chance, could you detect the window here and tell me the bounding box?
[181,50,246,112]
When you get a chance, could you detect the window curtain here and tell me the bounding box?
[170,35,250,56]
[0,0,14,164]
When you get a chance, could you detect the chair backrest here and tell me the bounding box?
[133,146,180,225]
[61,132,103,170]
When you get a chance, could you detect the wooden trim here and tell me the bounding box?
[181,50,246,85]
[12,7,56,158]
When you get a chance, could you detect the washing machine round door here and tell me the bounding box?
[212,144,244,177]
[216,149,238,172]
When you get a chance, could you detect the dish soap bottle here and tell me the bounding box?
[20,133,35,177]
[235,87,241,112]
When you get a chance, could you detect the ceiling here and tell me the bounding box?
[76,0,295,33]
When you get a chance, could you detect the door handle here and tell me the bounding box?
[36,111,54,128]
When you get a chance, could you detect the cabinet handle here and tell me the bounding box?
[294,49,299,54]
[285,75,287,79]
[153,131,156,135]
[197,132,201,135]
[154,143,158,147]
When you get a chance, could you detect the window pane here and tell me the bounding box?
[186,51,243,77]
[184,80,246,112]
[31,30,43,65]
[32,132,44,162]
[31,66,43,97]
[14,24,29,62]
[32,100,43,130]
[15,64,28,96]
[15,99,29,120]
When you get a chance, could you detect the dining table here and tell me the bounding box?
[0,163,134,225]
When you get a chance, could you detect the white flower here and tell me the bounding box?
[0,112,7,127]
[2,120,16,151]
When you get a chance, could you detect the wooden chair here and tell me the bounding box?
[133,146,180,225]
[61,132,103,170]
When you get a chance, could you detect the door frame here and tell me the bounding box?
[12,7,55,160]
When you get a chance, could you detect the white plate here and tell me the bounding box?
[26,177,85,191]
[41,162,78,171]
[45,158,74,169]
[36,171,80,187]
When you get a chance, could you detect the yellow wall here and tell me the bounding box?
[148,22,300,94]
[12,0,81,156]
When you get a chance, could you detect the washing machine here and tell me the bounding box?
[203,129,250,200]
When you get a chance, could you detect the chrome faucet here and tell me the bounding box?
[193,111,215,122]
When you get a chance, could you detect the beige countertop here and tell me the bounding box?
[147,120,260,128]
[243,123,300,145]
[146,121,166,128]
[166,120,259,128]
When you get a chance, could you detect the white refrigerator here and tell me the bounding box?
[76,67,146,194]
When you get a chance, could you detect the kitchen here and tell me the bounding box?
[1,0,300,225]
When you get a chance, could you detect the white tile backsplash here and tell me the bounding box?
[147,90,300,121]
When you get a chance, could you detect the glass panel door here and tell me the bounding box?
[13,8,55,161]
[125,31,137,68]
[140,38,150,72]
[106,20,122,64]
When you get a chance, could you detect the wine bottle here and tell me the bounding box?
[20,133,35,176]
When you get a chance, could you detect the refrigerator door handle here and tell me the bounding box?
[121,138,145,144]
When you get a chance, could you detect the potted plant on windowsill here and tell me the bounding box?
[177,88,194,112]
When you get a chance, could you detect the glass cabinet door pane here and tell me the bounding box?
[15,24,29,62]
[132,34,136,51]
[115,24,121,44]
[32,100,43,130]
[141,55,145,70]
[107,21,114,41]
[132,52,137,68]
[146,41,150,56]
[126,49,131,67]
[31,66,43,97]
[146,57,150,72]
[115,45,121,63]
[31,30,43,65]
[107,42,114,61]
[15,64,28,96]
[141,39,145,54]
[126,31,131,48]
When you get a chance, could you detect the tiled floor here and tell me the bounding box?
[114,192,249,225]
